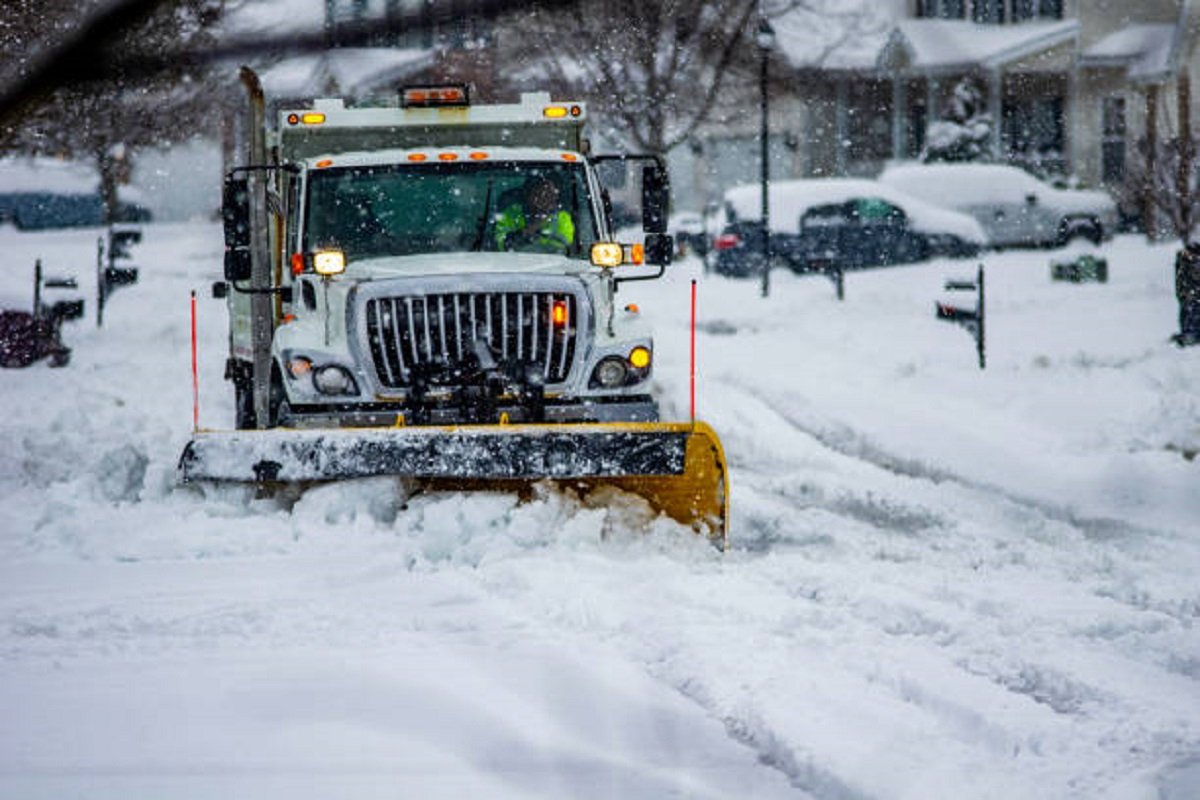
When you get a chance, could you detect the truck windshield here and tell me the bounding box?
[304,161,598,261]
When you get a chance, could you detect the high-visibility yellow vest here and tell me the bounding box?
[495,206,575,253]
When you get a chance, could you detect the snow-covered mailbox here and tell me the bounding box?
[97,224,141,327]
[935,265,985,370]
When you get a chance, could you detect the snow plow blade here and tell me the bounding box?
[179,421,729,545]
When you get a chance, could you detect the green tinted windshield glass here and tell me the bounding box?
[304,161,596,261]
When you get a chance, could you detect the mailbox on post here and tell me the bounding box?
[935,264,985,370]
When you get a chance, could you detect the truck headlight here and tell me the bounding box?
[592,357,628,388]
[313,365,357,395]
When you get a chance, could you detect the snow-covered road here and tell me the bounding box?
[1,222,1197,798]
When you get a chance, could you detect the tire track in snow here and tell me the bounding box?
[719,375,1171,547]
[646,378,1200,795]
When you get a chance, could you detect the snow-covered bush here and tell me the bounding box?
[921,79,994,164]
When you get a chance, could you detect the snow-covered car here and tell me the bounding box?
[879,162,1119,248]
[0,158,152,230]
[715,178,986,276]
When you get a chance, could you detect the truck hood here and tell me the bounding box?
[345,252,592,281]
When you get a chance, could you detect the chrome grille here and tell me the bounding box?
[365,292,578,389]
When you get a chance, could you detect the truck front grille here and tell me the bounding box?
[365,292,578,389]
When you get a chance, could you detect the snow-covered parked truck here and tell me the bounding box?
[180,77,728,543]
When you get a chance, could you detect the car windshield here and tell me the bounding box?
[304,161,597,261]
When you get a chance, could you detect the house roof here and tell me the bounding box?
[775,16,1079,75]
[1080,24,1177,83]
[882,19,1079,74]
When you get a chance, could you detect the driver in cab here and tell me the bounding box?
[494,177,575,255]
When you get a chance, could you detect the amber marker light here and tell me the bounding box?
[407,153,428,162]
[315,159,333,169]
[290,252,305,275]
[590,242,623,268]
[629,243,645,265]
[301,112,326,125]
[629,346,651,370]
[561,153,578,162]
[286,357,312,377]
[286,113,300,125]
[543,106,568,118]
[552,300,569,327]
[438,152,459,161]
[469,151,489,160]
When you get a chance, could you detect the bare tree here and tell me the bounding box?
[1120,75,1198,243]
[0,0,227,223]
[499,0,870,155]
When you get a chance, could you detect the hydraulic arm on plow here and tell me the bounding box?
[181,77,729,545]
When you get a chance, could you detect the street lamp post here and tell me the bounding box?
[756,14,775,298]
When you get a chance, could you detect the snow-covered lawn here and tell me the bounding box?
[1,222,1197,798]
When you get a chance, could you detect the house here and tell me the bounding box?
[686,0,1200,228]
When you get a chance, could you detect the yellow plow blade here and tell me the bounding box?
[180,421,729,547]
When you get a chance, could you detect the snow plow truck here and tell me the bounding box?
[180,74,729,545]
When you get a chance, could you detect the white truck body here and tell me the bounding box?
[223,91,661,427]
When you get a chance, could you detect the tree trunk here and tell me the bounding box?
[97,147,121,227]
[1178,72,1194,243]
[1144,85,1159,240]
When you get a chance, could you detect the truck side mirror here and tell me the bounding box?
[644,233,674,266]
[224,249,252,282]
[642,165,669,234]
[223,176,251,250]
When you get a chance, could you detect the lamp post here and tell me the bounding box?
[756,14,775,298]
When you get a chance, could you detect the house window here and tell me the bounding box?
[972,0,1006,24]
[1102,96,1126,182]
[918,0,965,18]
[1012,0,1063,20]
[847,82,892,163]
[1003,96,1065,174]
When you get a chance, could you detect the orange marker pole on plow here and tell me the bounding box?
[690,279,697,424]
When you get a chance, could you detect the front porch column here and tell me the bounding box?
[989,69,1003,159]
[892,74,907,161]
[835,77,849,175]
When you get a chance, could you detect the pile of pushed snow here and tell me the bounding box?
[723,177,987,242]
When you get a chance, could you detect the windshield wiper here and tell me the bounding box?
[471,180,494,252]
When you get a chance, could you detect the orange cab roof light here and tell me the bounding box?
[401,84,470,108]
